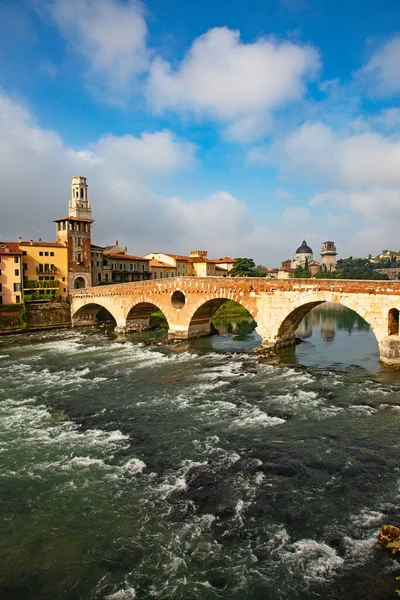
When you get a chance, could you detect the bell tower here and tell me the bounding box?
[55,176,94,290]
[69,176,92,220]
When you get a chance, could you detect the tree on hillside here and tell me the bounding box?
[230,258,266,277]
[316,257,389,280]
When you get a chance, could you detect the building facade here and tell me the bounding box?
[20,240,68,300]
[0,243,23,304]
[320,241,337,272]
[54,176,93,290]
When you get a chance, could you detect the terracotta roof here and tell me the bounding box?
[104,252,149,261]
[0,242,23,255]
[164,253,192,262]
[20,241,66,248]
[150,260,176,268]
[53,217,94,223]
[211,257,235,264]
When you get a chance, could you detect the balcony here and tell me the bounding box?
[23,280,59,290]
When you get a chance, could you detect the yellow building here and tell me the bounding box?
[0,242,23,304]
[19,239,69,299]
[149,259,177,279]
[144,250,233,277]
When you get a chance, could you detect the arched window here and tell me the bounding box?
[80,188,84,198]
[388,308,399,336]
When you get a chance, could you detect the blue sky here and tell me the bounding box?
[1,0,400,264]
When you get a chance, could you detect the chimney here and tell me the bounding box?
[30,240,33,245]
[18,236,22,244]
[116,240,118,246]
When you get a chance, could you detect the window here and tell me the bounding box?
[0,283,2,292]
[120,264,124,271]
[0,270,2,276]
[22,251,27,255]
[45,251,49,256]
[14,269,19,276]
[77,253,82,262]
[50,252,54,257]
[50,276,55,280]
[45,276,49,281]
[13,283,21,292]
[142,264,145,271]
[77,237,81,246]
[63,288,66,293]
[39,251,43,256]
[130,264,134,271]
[23,263,27,270]
[154,272,157,279]
[15,296,20,303]
[80,188,84,198]
[38,276,44,281]
[104,273,109,281]
[160,272,163,278]
[103,260,108,267]
[97,261,101,267]
[14,256,19,263]
[0,296,2,304]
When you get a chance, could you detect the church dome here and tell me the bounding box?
[296,240,313,254]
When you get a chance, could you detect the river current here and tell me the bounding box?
[1,305,400,599]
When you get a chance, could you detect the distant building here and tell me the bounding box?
[54,176,93,290]
[91,242,151,285]
[280,239,337,277]
[320,241,337,272]
[0,242,23,304]
[144,251,235,277]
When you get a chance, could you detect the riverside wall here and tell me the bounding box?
[0,303,71,334]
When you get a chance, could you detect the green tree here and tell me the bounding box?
[230,258,265,277]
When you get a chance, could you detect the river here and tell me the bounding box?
[1,303,400,599]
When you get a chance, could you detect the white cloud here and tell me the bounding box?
[362,35,400,97]
[0,89,289,263]
[49,0,148,92]
[146,26,320,141]
[256,121,400,187]
[282,206,311,222]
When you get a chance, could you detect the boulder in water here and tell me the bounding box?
[378,524,400,555]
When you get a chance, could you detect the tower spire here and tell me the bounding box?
[69,176,92,220]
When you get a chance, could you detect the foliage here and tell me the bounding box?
[294,264,311,278]
[0,303,23,311]
[23,280,60,289]
[214,300,251,317]
[149,310,168,329]
[315,258,390,280]
[230,258,266,277]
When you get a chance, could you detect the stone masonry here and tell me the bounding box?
[71,277,400,366]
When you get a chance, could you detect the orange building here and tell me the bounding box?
[0,242,23,304]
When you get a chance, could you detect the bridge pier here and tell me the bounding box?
[379,336,400,367]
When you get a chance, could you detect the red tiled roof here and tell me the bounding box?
[0,242,23,255]
[210,257,235,264]
[150,260,176,268]
[164,253,192,262]
[104,252,149,261]
[20,241,66,248]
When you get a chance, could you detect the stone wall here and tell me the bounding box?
[71,277,400,365]
[0,303,71,334]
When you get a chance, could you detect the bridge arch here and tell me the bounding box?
[187,297,257,339]
[72,302,118,328]
[126,301,171,332]
[274,297,381,349]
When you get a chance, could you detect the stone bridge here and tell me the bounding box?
[71,277,400,365]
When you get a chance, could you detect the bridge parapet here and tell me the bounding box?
[70,277,400,366]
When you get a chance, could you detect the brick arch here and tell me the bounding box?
[72,302,118,326]
[125,299,172,331]
[186,295,257,338]
[275,295,380,349]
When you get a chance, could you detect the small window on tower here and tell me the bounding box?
[80,188,84,198]
[77,253,82,262]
